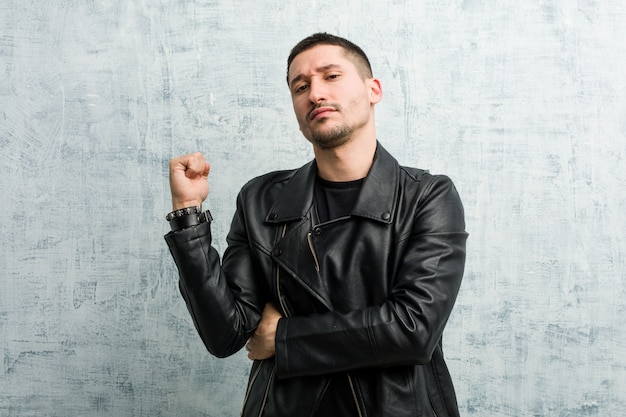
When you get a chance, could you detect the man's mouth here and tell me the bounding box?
[309,105,337,121]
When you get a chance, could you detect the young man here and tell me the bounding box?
[165,33,467,417]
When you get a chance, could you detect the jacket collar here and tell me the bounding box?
[266,142,399,225]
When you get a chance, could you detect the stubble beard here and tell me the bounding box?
[309,121,355,150]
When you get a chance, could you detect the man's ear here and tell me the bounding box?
[369,78,383,104]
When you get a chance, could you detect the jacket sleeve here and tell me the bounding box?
[164,193,266,358]
[274,175,467,378]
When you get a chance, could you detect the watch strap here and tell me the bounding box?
[167,209,213,231]
[166,206,202,221]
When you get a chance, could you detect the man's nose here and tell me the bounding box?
[307,79,326,104]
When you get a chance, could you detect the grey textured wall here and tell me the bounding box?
[1,1,625,416]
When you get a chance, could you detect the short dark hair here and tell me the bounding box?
[286,33,373,84]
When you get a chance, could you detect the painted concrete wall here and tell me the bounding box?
[1,1,624,416]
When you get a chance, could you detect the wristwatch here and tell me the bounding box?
[166,206,213,231]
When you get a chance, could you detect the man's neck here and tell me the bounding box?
[313,135,377,182]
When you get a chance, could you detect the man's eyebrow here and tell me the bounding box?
[289,64,343,88]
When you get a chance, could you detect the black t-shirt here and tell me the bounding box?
[312,175,364,416]
[314,176,363,223]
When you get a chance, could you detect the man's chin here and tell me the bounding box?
[302,123,353,149]
[310,134,352,150]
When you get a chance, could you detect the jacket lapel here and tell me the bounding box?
[350,144,399,224]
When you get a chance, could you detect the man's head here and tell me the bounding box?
[286,33,373,84]
[286,34,382,151]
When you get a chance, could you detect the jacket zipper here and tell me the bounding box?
[240,361,265,416]
[276,224,289,316]
[239,361,277,417]
[429,397,439,417]
[256,365,276,417]
[306,231,320,272]
[347,373,364,417]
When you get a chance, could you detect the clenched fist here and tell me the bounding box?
[169,152,211,210]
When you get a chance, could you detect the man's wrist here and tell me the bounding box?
[166,205,202,221]
[166,207,213,231]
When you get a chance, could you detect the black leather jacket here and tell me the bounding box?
[165,143,467,417]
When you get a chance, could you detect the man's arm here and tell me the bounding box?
[271,175,467,378]
[165,153,265,358]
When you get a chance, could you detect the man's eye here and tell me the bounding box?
[295,84,309,93]
[328,74,340,79]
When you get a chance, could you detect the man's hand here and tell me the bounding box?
[246,303,283,361]
[169,152,211,210]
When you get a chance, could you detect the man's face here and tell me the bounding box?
[287,44,381,150]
